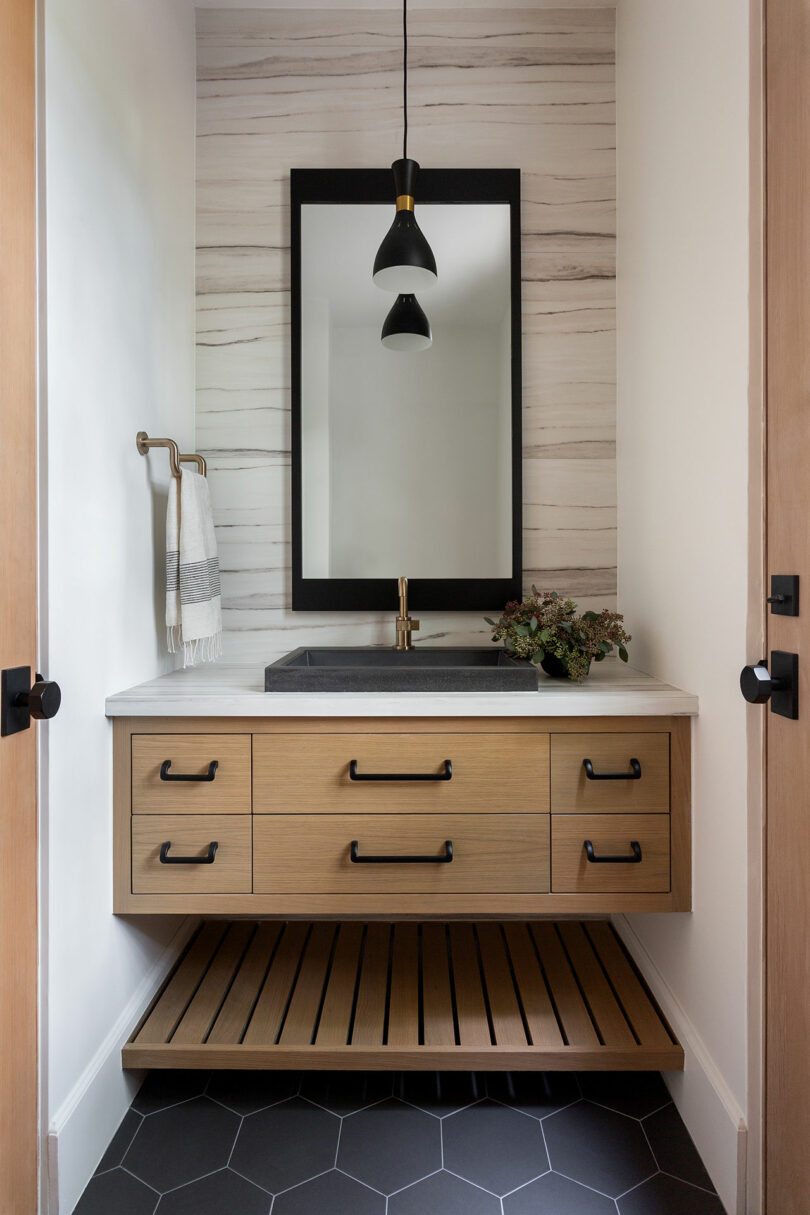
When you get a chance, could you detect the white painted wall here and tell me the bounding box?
[615,2,752,1211]
[41,0,196,1209]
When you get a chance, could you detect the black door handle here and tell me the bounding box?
[582,758,642,781]
[159,841,218,865]
[350,840,453,864]
[584,840,642,864]
[348,759,452,782]
[160,759,219,782]
[1,667,62,737]
[740,651,798,719]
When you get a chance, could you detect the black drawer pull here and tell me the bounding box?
[584,839,642,864]
[582,757,642,781]
[159,840,219,865]
[350,840,453,864]
[348,758,452,782]
[160,759,219,783]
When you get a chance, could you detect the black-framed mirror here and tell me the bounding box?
[291,167,522,612]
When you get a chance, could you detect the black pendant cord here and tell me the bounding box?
[402,0,408,161]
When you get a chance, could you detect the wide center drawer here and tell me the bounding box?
[253,813,550,893]
[551,733,669,813]
[132,734,251,814]
[253,733,549,813]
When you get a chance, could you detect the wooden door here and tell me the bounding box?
[0,1,39,1211]
[764,2,810,1210]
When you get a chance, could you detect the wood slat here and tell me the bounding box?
[351,923,391,1046]
[126,920,682,1071]
[208,923,283,1045]
[315,922,364,1047]
[173,922,255,1044]
[135,922,229,1045]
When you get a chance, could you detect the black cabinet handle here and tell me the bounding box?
[159,840,219,865]
[350,840,453,864]
[348,759,452,782]
[582,757,642,781]
[160,759,219,782]
[584,839,642,864]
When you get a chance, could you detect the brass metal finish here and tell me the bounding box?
[136,431,207,478]
[395,575,420,651]
[395,194,415,211]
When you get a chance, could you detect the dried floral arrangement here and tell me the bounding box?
[486,589,631,683]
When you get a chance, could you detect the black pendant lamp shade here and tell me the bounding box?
[381,293,432,352]
[373,158,438,293]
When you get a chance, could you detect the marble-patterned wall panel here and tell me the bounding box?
[196,6,616,659]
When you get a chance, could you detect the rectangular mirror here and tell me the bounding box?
[291,168,522,611]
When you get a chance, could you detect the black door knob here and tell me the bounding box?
[740,660,781,704]
[19,675,62,720]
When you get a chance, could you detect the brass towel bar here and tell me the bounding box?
[136,431,207,478]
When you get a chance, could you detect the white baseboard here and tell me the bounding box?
[46,918,198,1215]
[613,916,748,1215]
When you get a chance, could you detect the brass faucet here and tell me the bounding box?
[394,576,420,651]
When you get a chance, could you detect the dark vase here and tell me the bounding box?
[539,652,591,680]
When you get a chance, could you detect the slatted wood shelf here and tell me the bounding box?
[124,920,682,1072]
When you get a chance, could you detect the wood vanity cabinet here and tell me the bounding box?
[113,715,691,916]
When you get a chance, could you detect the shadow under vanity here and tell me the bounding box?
[110,168,697,1077]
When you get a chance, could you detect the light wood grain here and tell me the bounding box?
[253,732,550,813]
[551,813,670,893]
[172,922,255,1044]
[132,815,252,894]
[0,2,38,1207]
[253,813,550,894]
[314,922,364,1046]
[208,923,283,1045]
[132,733,251,813]
[278,922,337,1046]
[550,731,669,812]
[351,922,391,1046]
[584,921,673,1048]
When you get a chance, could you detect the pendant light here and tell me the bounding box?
[372,0,437,293]
[381,293,432,352]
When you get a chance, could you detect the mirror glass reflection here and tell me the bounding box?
[300,202,513,580]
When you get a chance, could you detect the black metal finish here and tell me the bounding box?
[584,840,643,864]
[582,757,642,781]
[349,758,452,782]
[290,168,523,612]
[159,841,219,865]
[160,759,219,782]
[381,292,431,346]
[767,574,799,616]
[350,839,453,864]
[2,666,62,737]
[740,651,799,719]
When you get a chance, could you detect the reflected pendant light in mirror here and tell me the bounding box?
[381,293,432,352]
[372,0,437,294]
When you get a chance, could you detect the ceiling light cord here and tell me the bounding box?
[403,0,408,161]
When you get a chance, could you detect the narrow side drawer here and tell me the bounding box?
[132,814,252,894]
[551,733,669,813]
[132,734,251,814]
[551,813,670,894]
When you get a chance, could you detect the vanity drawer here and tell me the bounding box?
[131,734,251,814]
[550,733,669,813]
[253,813,550,893]
[551,814,670,893]
[253,733,549,813]
[131,815,252,894]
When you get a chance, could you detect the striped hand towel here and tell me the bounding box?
[166,470,222,666]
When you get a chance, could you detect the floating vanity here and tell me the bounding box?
[108,661,695,1072]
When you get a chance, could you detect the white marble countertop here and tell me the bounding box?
[105,659,698,717]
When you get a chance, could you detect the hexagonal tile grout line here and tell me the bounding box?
[552,1167,633,1205]
[228,1164,275,1199]
[93,1111,145,1179]
[658,1171,726,1199]
[119,1164,161,1201]
[638,1104,721,1198]
[333,1165,388,1198]
[612,1169,662,1205]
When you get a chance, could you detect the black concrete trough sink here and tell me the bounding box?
[264,647,537,692]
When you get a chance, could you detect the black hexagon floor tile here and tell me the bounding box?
[155,1168,270,1215]
[123,1096,240,1193]
[132,1071,210,1115]
[273,1169,385,1215]
[543,1101,656,1199]
[338,1098,442,1195]
[300,1070,392,1115]
[643,1101,716,1192]
[393,1071,484,1116]
[578,1072,671,1119]
[95,1109,143,1173]
[442,1099,549,1196]
[504,1171,617,1214]
[389,1169,500,1215]
[206,1070,299,1115]
[73,1168,157,1215]
[487,1072,580,1120]
[230,1097,340,1194]
[618,1173,727,1214]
